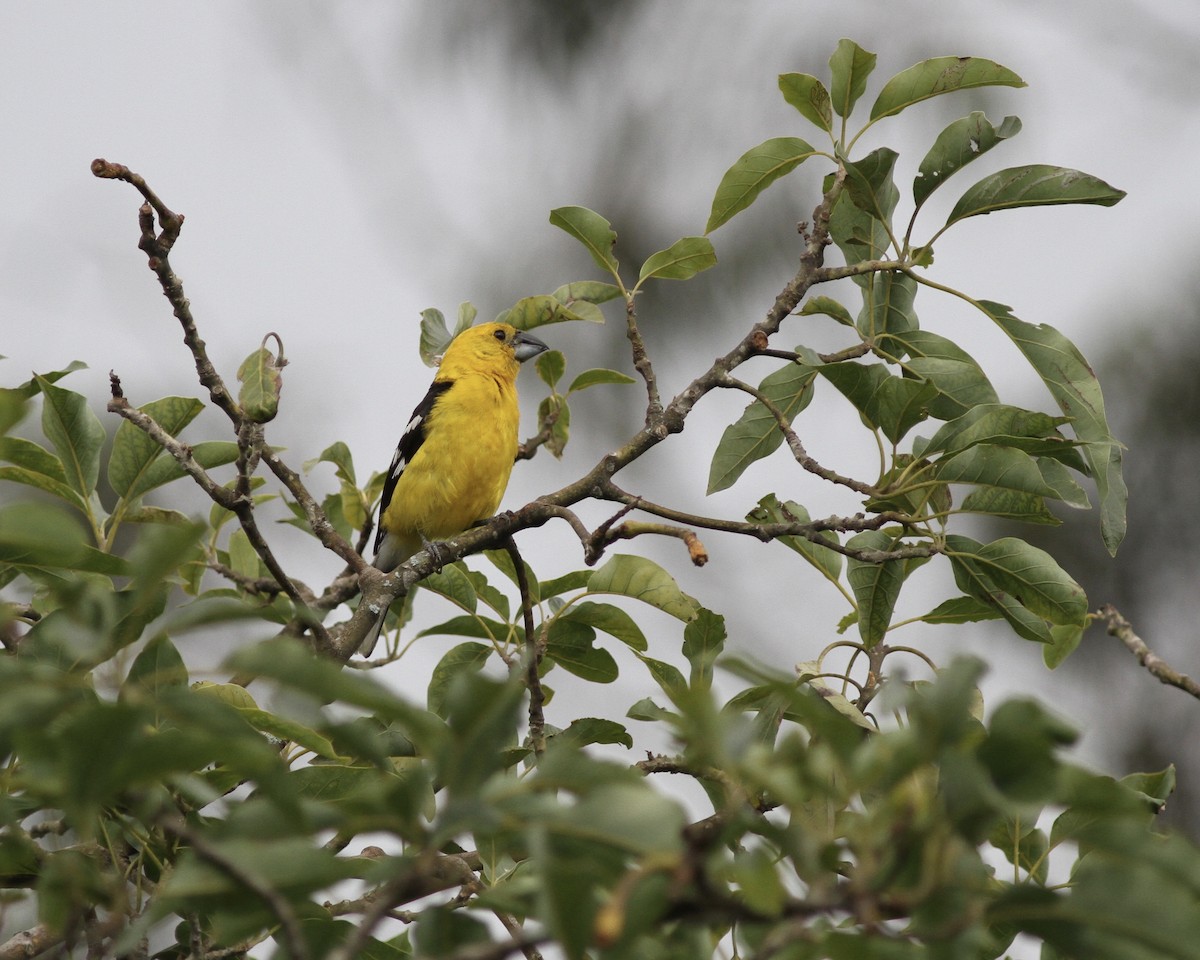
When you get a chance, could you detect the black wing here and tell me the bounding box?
[374,379,453,554]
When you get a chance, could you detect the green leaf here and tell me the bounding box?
[827,180,890,266]
[856,269,916,339]
[121,633,189,701]
[870,57,1025,121]
[778,72,833,132]
[636,236,716,285]
[828,38,877,119]
[746,494,842,581]
[705,137,819,233]
[0,439,85,512]
[919,595,1002,625]
[637,655,688,699]
[799,295,854,327]
[945,534,1086,643]
[818,361,936,444]
[495,294,591,331]
[843,148,900,226]
[422,563,477,613]
[108,396,205,499]
[915,402,1071,459]
[935,445,1062,499]
[960,487,1061,525]
[1043,622,1084,669]
[555,717,633,750]
[549,206,619,276]
[305,440,357,486]
[551,280,622,307]
[983,302,1125,553]
[236,344,283,423]
[945,165,1125,229]
[559,601,647,651]
[535,350,566,389]
[846,531,906,647]
[914,112,1022,208]
[0,502,123,573]
[131,440,239,497]
[588,555,696,621]
[545,619,618,683]
[419,308,450,365]
[566,368,635,393]
[682,607,726,690]
[428,642,491,718]
[707,359,816,493]
[36,376,104,500]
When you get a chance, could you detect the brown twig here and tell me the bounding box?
[1097,603,1200,700]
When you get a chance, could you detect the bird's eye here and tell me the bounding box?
[493,328,507,342]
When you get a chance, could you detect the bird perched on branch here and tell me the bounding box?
[361,321,549,654]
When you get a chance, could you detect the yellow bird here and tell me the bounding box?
[361,322,548,654]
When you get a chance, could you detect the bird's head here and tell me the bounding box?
[437,322,549,380]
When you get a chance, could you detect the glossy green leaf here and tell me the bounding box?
[846,530,905,647]
[588,554,696,622]
[707,359,816,493]
[637,236,716,284]
[549,206,619,275]
[919,595,1002,625]
[35,376,104,500]
[108,396,206,499]
[983,302,1125,553]
[828,38,877,119]
[914,112,1021,208]
[705,137,819,233]
[778,72,833,132]
[236,345,282,423]
[871,57,1024,121]
[945,165,1125,229]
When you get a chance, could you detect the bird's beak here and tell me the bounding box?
[513,330,550,363]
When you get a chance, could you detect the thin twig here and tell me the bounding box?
[159,815,310,960]
[503,536,545,754]
[1098,603,1200,700]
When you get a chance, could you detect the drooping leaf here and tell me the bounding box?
[982,302,1126,553]
[559,601,648,652]
[535,350,567,389]
[945,165,1125,230]
[545,619,618,683]
[588,555,697,622]
[856,269,917,339]
[871,57,1025,121]
[818,361,936,444]
[549,206,619,276]
[707,359,817,493]
[637,236,716,285]
[799,295,854,327]
[705,137,819,233]
[496,294,592,330]
[846,530,906,647]
[914,112,1022,208]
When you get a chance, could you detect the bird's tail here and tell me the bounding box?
[358,604,389,657]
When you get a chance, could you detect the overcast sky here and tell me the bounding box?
[4,3,1199,803]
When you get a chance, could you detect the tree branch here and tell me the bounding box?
[1097,603,1200,700]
